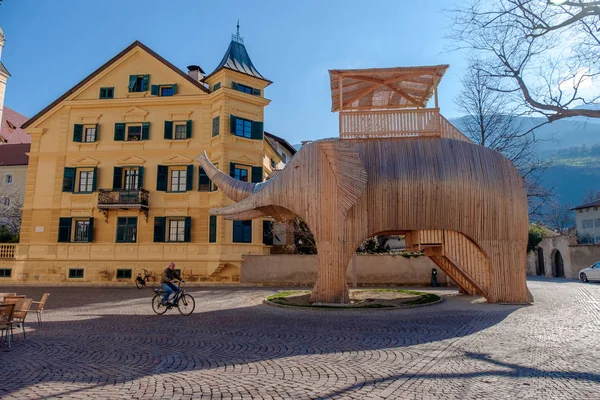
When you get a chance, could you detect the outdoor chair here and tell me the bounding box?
[0,303,15,348]
[2,295,26,305]
[0,293,16,302]
[12,298,32,340]
[31,293,49,325]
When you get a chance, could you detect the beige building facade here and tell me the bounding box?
[0,36,293,283]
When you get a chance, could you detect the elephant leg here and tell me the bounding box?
[310,241,352,304]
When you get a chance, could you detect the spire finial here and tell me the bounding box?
[232,19,244,44]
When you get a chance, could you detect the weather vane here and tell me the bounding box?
[232,19,244,44]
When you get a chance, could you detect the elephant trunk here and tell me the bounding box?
[195,152,257,202]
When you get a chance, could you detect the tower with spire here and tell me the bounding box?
[0,26,10,129]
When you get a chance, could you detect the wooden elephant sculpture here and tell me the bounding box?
[197,137,532,304]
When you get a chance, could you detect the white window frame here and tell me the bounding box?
[123,167,139,190]
[174,124,187,140]
[84,126,96,143]
[170,169,187,192]
[78,170,94,193]
[73,220,90,243]
[168,219,185,242]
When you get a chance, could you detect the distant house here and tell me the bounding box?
[1,107,30,145]
[571,198,600,244]
[0,143,29,232]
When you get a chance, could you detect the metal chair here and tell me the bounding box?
[12,298,32,340]
[31,293,50,325]
[0,303,15,348]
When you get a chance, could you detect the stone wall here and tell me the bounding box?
[241,254,446,286]
[569,244,600,276]
[526,236,575,278]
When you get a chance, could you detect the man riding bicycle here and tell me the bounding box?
[161,262,184,306]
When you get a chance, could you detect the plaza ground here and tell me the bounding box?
[1,277,599,399]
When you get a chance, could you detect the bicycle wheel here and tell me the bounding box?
[152,294,168,315]
[146,275,156,288]
[135,277,145,289]
[178,294,195,316]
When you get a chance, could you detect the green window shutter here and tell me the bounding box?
[229,162,236,178]
[232,81,239,90]
[262,220,273,245]
[142,75,150,91]
[153,217,166,242]
[151,85,159,96]
[251,166,263,183]
[184,216,192,242]
[209,216,217,243]
[58,217,72,243]
[62,167,76,192]
[164,121,173,140]
[128,75,137,91]
[213,82,221,91]
[198,167,211,192]
[156,165,168,191]
[186,165,194,191]
[73,124,83,142]
[212,116,220,137]
[251,121,264,140]
[92,167,98,192]
[252,88,261,96]
[138,166,144,189]
[186,120,192,139]
[114,123,125,141]
[172,84,177,95]
[88,217,94,242]
[142,122,150,140]
[230,115,237,135]
[112,167,123,189]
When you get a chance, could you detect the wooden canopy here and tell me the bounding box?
[329,65,448,112]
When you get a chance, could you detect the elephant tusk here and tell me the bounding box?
[195,152,257,202]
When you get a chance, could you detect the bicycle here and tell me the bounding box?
[135,269,156,289]
[152,281,195,316]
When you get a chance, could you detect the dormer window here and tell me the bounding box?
[128,75,149,92]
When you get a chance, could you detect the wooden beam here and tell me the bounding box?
[340,83,379,109]
[382,83,422,106]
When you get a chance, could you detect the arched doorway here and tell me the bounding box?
[537,248,545,276]
[552,250,565,278]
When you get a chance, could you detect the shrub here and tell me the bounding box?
[527,224,545,253]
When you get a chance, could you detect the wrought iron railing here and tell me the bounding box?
[97,189,149,208]
[0,244,16,259]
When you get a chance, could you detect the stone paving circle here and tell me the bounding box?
[0,277,599,399]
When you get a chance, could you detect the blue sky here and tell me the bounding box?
[0,0,466,144]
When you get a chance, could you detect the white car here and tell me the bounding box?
[579,261,600,282]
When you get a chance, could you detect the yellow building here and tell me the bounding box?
[2,34,293,283]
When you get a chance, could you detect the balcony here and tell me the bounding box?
[97,189,149,221]
[339,108,470,142]
[0,244,15,259]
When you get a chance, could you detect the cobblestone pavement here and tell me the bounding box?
[1,278,599,399]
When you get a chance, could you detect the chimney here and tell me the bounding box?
[187,65,205,82]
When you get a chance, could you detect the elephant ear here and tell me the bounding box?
[318,141,367,219]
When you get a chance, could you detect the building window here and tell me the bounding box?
[78,170,95,193]
[1,197,10,206]
[99,87,114,99]
[232,82,260,96]
[116,217,138,243]
[128,74,149,92]
[160,86,174,96]
[209,215,217,243]
[73,220,90,243]
[0,268,11,278]
[213,82,221,91]
[4,174,13,184]
[174,124,187,140]
[280,152,287,163]
[123,167,140,190]
[170,169,187,192]
[68,268,84,279]
[127,125,142,141]
[212,116,220,137]
[271,159,276,169]
[595,218,600,228]
[116,269,132,279]
[235,118,252,139]
[582,219,594,229]
[233,220,252,243]
[151,84,177,96]
[234,167,248,182]
[84,126,96,142]
[169,219,186,242]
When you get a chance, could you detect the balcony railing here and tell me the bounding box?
[97,189,149,209]
[0,244,15,259]
[339,108,470,142]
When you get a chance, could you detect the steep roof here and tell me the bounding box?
[1,107,30,144]
[265,131,296,156]
[22,40,209,129]
[571,199,600,211]
[207,39,271,84]
[0,143,30,166]
[0,62,10,77]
